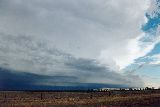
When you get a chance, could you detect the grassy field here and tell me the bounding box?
[0,90,160,107]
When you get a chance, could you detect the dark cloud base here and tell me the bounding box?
[0,68,128,90]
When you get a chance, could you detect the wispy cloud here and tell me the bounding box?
[141,54,160,65]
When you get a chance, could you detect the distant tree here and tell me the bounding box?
[145,87,151,90]
[119,88,125,91]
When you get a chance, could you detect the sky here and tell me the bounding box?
[0,0,160,89]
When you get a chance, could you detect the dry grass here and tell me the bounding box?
[0,91,160,107]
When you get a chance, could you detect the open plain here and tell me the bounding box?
[1,90,160,107]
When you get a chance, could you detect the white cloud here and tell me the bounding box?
[100,0,160,70]
[0,0,149,59]
[146,54,160,65]
[99,32,159,70]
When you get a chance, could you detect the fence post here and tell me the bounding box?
[4,93,6,102]
[41,92,43,100]
[90,94,93,99]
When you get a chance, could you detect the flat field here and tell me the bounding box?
[0,90,160,107]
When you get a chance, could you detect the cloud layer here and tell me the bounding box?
[0,0,156,88]
[0,0,150,69]
[0,33,143,87]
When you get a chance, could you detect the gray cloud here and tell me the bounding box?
[65,57,144,87]
[0,0,148,87]
[0,0,148,61]
[0,33,143,87]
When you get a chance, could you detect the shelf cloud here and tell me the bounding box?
[0,0,159,88]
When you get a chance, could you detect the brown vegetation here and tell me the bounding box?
[0,90,160,107]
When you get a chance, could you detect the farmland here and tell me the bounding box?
[1,90,160,107]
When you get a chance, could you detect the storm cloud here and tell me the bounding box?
[0,0,154,88]
[0,33,143,88]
